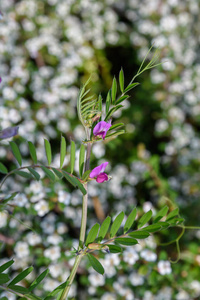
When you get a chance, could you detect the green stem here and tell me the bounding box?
[60,128,92,300]
[79,183,88,249]
[60,255,82,300]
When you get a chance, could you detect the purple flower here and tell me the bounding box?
[93,121,111,140]
[0,77,2,83]
[0,126,19,140]
[90,162,109,183]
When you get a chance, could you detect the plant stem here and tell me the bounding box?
[79,183,88,249]
[60,128,92,300]
[60,255,82,300]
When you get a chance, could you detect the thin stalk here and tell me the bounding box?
[79,183,88,249]
[60,255,82,300]
[60,128,92,300]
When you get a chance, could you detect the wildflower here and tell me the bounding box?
[129,272,144,286]
[90,162,109,183]
[157,260,172,275]
[140,249,157,262]
[123,248,139,265]
[0,126,19,140]
[93,120,111,140]
[14,241,29,258]
[44,246,61,261]
[34,200,49,217]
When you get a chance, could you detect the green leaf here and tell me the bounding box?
[0,162,8,174]
[23,295,41,300]
[79,144,85,177]
[8,285,29,294]
[60,136,66,169]
[0,273,10,284]
[87,254,104,275]
[85,223,100,246]
[70,140,75,174]
[124,82,139,93]
[28,167,40,181]
[28,141,37,164]
[62,171,76,187]
[98,216,111,242]
[0,259,14,273]
[44,139,52,165]
[116,95,129,105]
[156,221,170,229]
[110,212,125,238]
[44,282,69,299]
[15,170,33,179]
[141,224,161,233]
[115,237,138,246]
[119,68,124,92]
[104,105,123,122]
[52,168,63,179]
[105,130,125,140]
[82,170,91,181]
[124,207,137,233]
[0,193,18,210]
[108,123,124,132]
[129,231,150,239]
[10,141,22,166]
[98,94,102,113]
[41,166,55,181]
[8,266,33,286]
[167,217,184,225]
[106,90,111,114]
[111,77,117,103]
[154,206,169,223]
[166,208,179,221]
[72,177,87,195]
[107,245,122,253]
[138,210,152,229]
[29,269,49,292]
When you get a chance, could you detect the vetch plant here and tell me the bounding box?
[90,162,109,183]
[0,48,199,300]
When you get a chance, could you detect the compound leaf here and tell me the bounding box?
[70,140,75,174]
[28,167,40,181]
[115,237,138,246]
[8,267,33,286]
[60,136,66,169]
[98,216,111,242]
[138,210,152,229]
[10,141,22,166]
[119,68,124,93]
[124,207,137,233]
[41,166,55,181]
[85,223,100,246]
[44,139,52,165]
[0,162,8,174]
[28,141,37,164]
[87,254,104,275]
[154,206,169,223]
[29,269,49,292]
[79,144,85,177]
[0,259,14,273]
[110,212,124,238]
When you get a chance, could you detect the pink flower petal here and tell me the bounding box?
[96,173,108,183]
[93,121,112,139]
[90,162,109,178]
